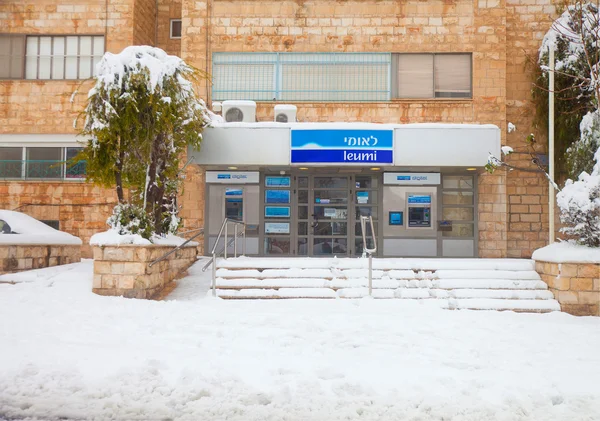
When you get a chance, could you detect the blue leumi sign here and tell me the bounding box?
[291,129,393,165]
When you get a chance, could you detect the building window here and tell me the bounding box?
[213,52,391,102]
[0,146,85,180]
[170,20,182,39]
[0,35,25,79]
[441,175,476,238]
[212,52,471,102]
[40,220,60,230]
[23,35,104,80]
[395,53,472,99]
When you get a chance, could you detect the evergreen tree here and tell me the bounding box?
[78,46,209,238]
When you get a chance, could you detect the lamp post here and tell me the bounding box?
[549,46,555,244]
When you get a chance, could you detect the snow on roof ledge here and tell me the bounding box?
[209,121,500,130]
[0,210,82,246]
[532,242,600,264]
[90,229,198,247]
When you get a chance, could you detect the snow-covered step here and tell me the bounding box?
[435,270,541,280]
[215,288,337,299]
[216,278,330,289]
[451,299,561,313]
[433,279,548,290]
[216,257,536,271]
[428,289,555,300]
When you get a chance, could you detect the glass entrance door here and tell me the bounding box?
[297,175,350,256]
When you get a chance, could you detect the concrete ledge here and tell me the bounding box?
[0,245,81,274]
[92,244,198,299]
[535,260,600,316]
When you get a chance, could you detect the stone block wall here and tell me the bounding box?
[0,244,81,275]
[157,0,182,56]
[0,182,119,258]
[536,260,600,316]
[92,244,197,299]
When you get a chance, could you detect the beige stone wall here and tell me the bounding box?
[157,0,182,56]
[0,182,119,258]
[133,0,157,46]
[92,244,197,298]
[536,260,600,316]
[0,244,80,275]
[505,0,559,257]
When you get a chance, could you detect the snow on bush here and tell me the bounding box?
[557,122,600,247]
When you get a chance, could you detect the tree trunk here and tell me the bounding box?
[115,150,125,203]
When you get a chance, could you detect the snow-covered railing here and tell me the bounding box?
[360,215,378,297]
[201,217,247,297]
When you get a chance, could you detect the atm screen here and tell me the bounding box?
[408,207,431,228]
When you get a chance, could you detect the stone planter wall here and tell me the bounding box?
[0,245,81,274]
[535,261,600,316]
[92,244,198,299]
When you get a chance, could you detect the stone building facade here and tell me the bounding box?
[0,0,559,258]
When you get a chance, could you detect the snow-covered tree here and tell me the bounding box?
[557,133,600,247]
[537,1,600,178]
[78,46,209,238]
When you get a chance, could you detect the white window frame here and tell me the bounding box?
[170,19,182,39]
[24,35,105,80]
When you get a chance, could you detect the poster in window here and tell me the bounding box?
[265,206,290,218]
[265,176,291,187]
[265,190,290,204]
[265,222,290,234]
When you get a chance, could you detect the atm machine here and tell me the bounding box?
[205,171,260,255]
[382,173,439,257]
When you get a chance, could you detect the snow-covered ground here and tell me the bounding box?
[1,260,600,421]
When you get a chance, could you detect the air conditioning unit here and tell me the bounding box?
[274,104,297,123]
[222,100,256,123]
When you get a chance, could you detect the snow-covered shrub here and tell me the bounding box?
[566,111,600,179]
[78,46,210,238]
[107,203,153,240]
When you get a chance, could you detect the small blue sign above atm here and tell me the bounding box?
[291,129,393,165]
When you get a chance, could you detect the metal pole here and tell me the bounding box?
[242,226,246,256]
[549,46,555,244]
[211,253,217,297]
[368,253,373,297]
[234,224,238,258]
[224,222,228,259]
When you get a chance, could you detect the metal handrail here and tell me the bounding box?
[201,217,247,297]
[360,215,377,296]
[148,228,205,268]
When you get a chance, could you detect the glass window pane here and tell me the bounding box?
[314,222,347,236]
[0,35,25,79]
[434,54,471,98]
[442,223,474,238]
[39,37,52,55]
[298,222,308,236]
[65,57,78,79]
[38,57,51,79]
[442,176,474,189]
[264,237,290,255]
[355,237,375,256]
[0,147,23,178]
[355,222,377,238]
[355,176,377,189]
[313,177,347,189]
[171,20,182,38]
[79,57,91,79]
[314,190,348,205]
[52,37,65,79]
[66,36,78,55]
[66,148,85,179]
[298,206,308,219]
[298,238,308,255]
[79,36,92,55]
[25,37,38,79]
[313,238,347,255]
[355,190,377,205]
[442,191,474,205]
[298,176,308,188]
[92,36,104,55]
[314,206,347,220]
[355,206,377,219]
[397,54,434,98]
[298,190,308,204]
[442,207,474,221]
[26,147,62,179]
